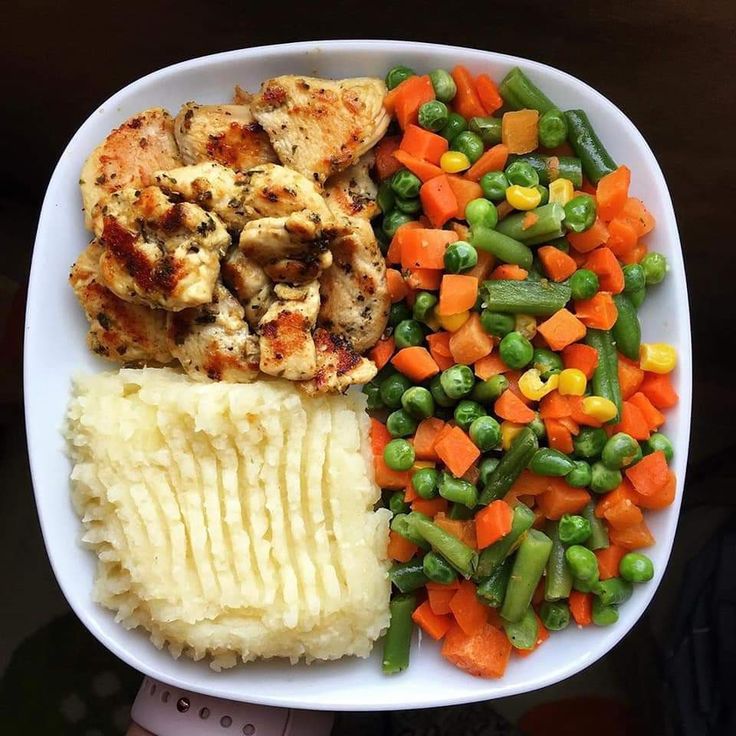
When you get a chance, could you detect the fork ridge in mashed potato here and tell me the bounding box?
[65,368,391,670]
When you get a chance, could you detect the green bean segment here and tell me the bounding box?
[382,593,416,674]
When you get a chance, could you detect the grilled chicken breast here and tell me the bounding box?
[318,216,389,353]
[252,76,389,186]
[168,283,260,382]
[220,248,275,327]
[258,281,320,381]
[324,153,379,220]
[174,102,277,170]
[298,328,377,396]
[80,108,182,232]
[97,186,230,311]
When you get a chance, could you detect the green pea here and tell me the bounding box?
[564,195,597,233]
[532,348,564,379]
[595,577,633,607]
[394,319,424,349]
[453,400,487,431]
[566,460,592,488]
[429,374,457,407]
[641,252,667,285]
[377,181,395,214]
[429,69,457,103]
[423,550,458,584]
[451,131,484,164]
[440,112,467,142]
[619,552,654,583]
[471,375,510,405]
[394,196,422,214]
[499,331,534,370]
[573,577,598,593]
[480,310,515,338]
[387,409,418,438]
[480,171,509,201]
[540,600,570,631]
[535,184,550,206]
[390,169,422,199]
[629,286,647,309]
[438,472,478,508]
[401,386,435,420]
[380,373,412,409]
[505,160,539,188]
[538,108,568,148]
[412,292,438,323]
[468,116,502,145]
[440,365,475,399]
[362,381,384,410]
[444,241,479,273]
[565,544,599,583]
[528,414,546,440]
[558,514,592,545]
[530,448,576,477]
[573,427,608,459]
[643,433,674,463]
[569,268,599,300]
[388,491,410,516]
[385,65,415,90]
[622,264,646,294]
[465,198,498,229]
[382,210,414,238]
[592,597,619,626]
[389,301,413,327]
[412,467,440,500]
[418,100,449,132]
[590,461,622,493]
[601,432,640,470]
[384,439,415,471]
[465,415,499,452]
[479,456,501,486]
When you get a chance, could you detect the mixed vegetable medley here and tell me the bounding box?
[368,62,679,678]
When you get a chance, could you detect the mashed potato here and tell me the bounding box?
[65,368,391,670]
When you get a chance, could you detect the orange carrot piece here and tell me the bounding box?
[569,591,592,626]
[640,372,679,409]
[449,313,494,364]
[537,245,578,282]
[446,175,483,216]
[420,175,460,228]
[391,346,440,383]
[562,343,599,380]
[413,417,447,461]
[537,309,587,351]
[619,197,655,237]
[574,292,619,330]
[540,391,572,419]
[594,481,636,518]
[375,455,410,490]
[596,544,626,580]
[428,585,458,616]
[618,355,645,400]
[450,580,488,636]
[394,75,435,129]
[620,242,648,265]
[490,264,529,280]
[501,109,539,154]
[606,218,638,257]
[608,519,655,550]
[628,392,666,431]
[465,144,510,182]
[426,332,455,371]
[629,470,676,510]
[386,268,408,303]
[434,512,478,549]
[411,496,449,518]
[437,274,479,316]
[400,124,449,165]
[495,389,536,424]
[434,426,481,478]
[374,135,403,180]
[465,249,496,282]
[603,498,644,530]
[507,470,564,497]
[537,484,590,519]
[412,600,452,640]
[386,220,422,265]
[545,418,574,454]
[368,336,395,371]
[400,228,458,270]
[557,416,580,436]
[392,148,444,182]
[475,500,513,549]
[406,268,443,291]
[475,73,503,115]
[451,66,486,119]
[387,530,418,562]
[567,218,609,253]
[474,352,510,380]
[625,450,669,496]
[610,401,651,441]
[370,418,392,456]
[585,247,625,293]
[441,621,512,678]
[596,166,631,221]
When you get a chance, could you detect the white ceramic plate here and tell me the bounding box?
[25,40,692,711]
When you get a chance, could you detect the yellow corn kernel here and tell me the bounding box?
[505,185,542,210]
[501,421,526,450]
[582,396,619,423]
[549,178,574,206]
[515,313,537,340]
[518,369,559,401]
[440,151,471,173]
[558,368,587,396]
[640,343,677,373]
[425,311,441,332]
[437,310,470,332]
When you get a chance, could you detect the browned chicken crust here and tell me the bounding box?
[324,153,379,220]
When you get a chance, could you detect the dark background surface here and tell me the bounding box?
[1,1,734,733]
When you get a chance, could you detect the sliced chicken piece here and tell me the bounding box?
[96,186,230,311]
[318,216,389,353]
[174,102,277,170]
[298,328,377,396]
[168,284,260,382]
[324,152,379,220]
[80,108,182,232]
[220,248,275,327]
[258,281,320,381]
[69,241,173,364]
[252,76,390,186]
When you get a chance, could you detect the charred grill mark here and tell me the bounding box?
[262,84,287,107]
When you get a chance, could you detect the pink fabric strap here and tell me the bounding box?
[131,677,334,736]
